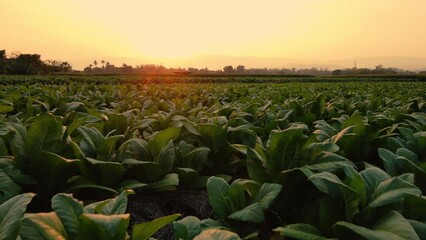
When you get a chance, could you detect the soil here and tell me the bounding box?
[126,189,214,239]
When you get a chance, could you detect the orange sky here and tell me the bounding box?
[1,0,426,70]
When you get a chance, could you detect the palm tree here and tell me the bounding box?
[93,60,98,68]
[101,60,105,69]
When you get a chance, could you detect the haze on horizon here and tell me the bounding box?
[1,0,426,70]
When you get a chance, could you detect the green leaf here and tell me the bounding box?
[194,229,240,240]
[360,165,390,192]
[373,211,420,240]
[246,147,272,183]
[274,224,327,240]
[19,212,68,240]
[207,176,231,218]
[0,171,21,204]
[408,220,426,239]
[378,148,400,176]
[79,213,130,240]
[227,203,264,223]
[334,221,405,240]
[147,173,179,190]
[196,124,227,155]
[132,213,180,240]
[31,151,80,206]
[121,159,162,183]
[266,125,308,176]
[117,180,147,192]
[309,172,360,222]
[97,190,134,215]
[251,183,282,209]
[51,193,84,240]
[26,114,63,155]
[183,146,210,172]
[78,126,124,161]
[0,104,13,113]
[174,216,202,240]
[83,157,124,187]
[156,140,176,173]
[0,193,35,240]
[368,175,421,209]
[149,127,181,156]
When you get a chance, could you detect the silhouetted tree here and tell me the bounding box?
[101,60,105,68]
[93,60,98,68]
[223,65,234,73]
[236,65,245,73]
[0,50,6,74]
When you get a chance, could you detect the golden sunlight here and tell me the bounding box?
[1,0,425,69]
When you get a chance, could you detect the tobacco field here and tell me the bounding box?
[0,76,426,239]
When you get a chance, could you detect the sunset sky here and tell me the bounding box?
[1,0,426,70]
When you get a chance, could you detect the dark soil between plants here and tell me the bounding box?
[126,189,214,239]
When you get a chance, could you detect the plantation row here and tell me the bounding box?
[1,74,426,85]
[0,80,426,239]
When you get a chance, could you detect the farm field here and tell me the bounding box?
[1,76,426,239]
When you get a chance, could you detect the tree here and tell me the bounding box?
[0,50,6,74]
[223,65,234,73]
[8,54,44,74]
[93,60,98,68]
[236,65,245,73]
[101,60,105,68]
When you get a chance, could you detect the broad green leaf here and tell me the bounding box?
[246,147,272,183]
[207,176,231,218]
[227,203,264,223]
[174,216,202,240]
[266,125,308,176]
[83,157,124,187]
[274,224,327,240]
[0,104,13,113]
[156,140,176,173]
[194,229,240,240]
[183,146,210,172]
[373,211,420,240]
[368,175,421,208]
[408,220,426,238]
[132,213,180,240]
[121,159,162,183]
[117,180,147,192]
[309,172,360,221]
[51,193,83,240]
[250,183,282,209]
[26,114,63,155]
[79,213,129,240]
[147,173,179,190]
[0,193,35,240]
[149,127,181,156]
[228,180,247,211]
[334,221,405,240]
[78,126,124,161]
[196,124,227,154]
[0,172,21,204]
[360,166,390,196]
[378,148,400,176]
[19,212,68,240]
[97,190,134,215]
[31,151,80,207]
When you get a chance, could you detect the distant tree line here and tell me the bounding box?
[0,50,72,75]
[332,65,415,76]
[84,61,335,76]
[85,61,417,76]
